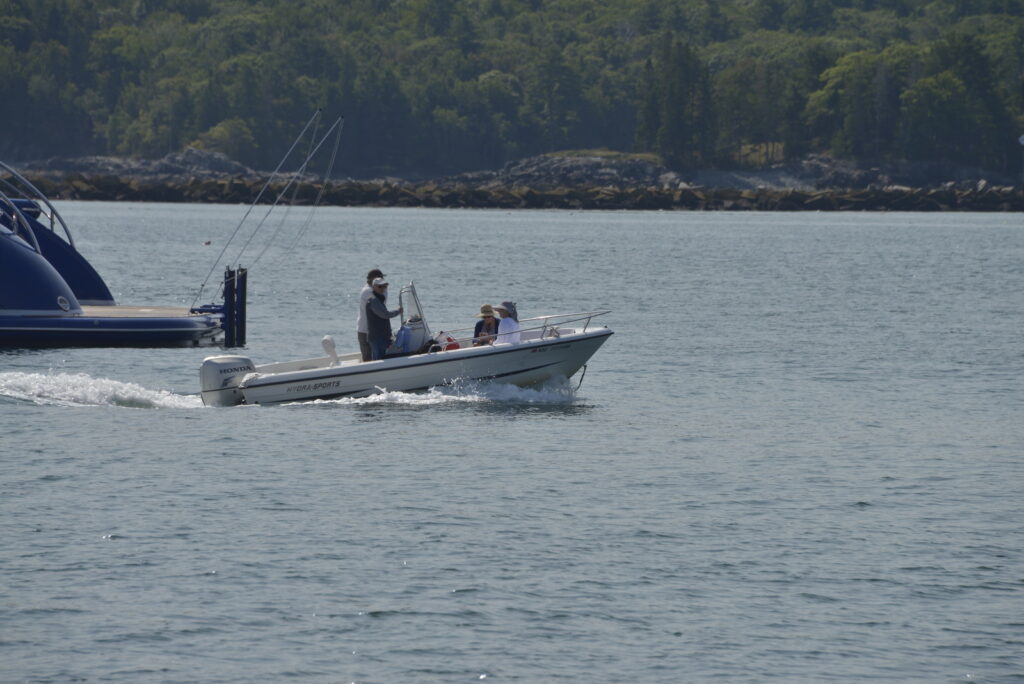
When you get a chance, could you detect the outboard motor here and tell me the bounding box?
[199,355,255,406]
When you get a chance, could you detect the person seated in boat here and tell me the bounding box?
[494,301,521,344]
[366,277,402,360]
[356,268,385,361]
[472,304,500,346]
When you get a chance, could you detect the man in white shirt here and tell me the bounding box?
[356,268,384,361]
[494,301,521,344]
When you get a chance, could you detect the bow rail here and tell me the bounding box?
[434,309,611,348]
[0,161,74,247]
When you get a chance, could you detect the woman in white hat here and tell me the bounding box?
[494,300,520,344]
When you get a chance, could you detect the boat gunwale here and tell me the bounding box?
[240,327,613,391]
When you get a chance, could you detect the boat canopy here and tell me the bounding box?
[1,163,115,306]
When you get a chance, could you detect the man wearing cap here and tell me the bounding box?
[494,301,521,344]
[365,277,402,361]
[356,268,385,361]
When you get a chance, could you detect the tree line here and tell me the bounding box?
[1,0,1022,177]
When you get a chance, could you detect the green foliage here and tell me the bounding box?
[805,45,920,158]
[634,34,713,169]
[193,117,257,160]
[0,0,1021,175]
[897,71,979,163]
[804,24,1020,169]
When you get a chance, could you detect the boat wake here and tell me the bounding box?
[0,371,201,409]
[0,372,578,410]
[299,377,579,407]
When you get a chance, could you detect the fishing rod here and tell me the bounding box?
[191,109,323,308]
[264,117,345,267]
[248,115,325,268]
[227,115,344,270]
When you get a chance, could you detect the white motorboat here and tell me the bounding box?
[199,284,612,406]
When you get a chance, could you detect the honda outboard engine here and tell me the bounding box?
[199,355,255,406]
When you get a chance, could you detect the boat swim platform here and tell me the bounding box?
[79,305,207,318]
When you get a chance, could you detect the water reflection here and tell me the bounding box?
[464,401,593,419]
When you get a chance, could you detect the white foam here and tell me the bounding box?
[457,376,579,403]
[0,372,202,409]
[301,377,578,407]
[0,371,577,410]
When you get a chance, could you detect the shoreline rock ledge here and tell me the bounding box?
[12,149,1023,211]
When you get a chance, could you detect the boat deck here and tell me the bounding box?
[80,305,203,319]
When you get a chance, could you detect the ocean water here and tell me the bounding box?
[1,204,1022,682]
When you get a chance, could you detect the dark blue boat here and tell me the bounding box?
[1,162,240,348]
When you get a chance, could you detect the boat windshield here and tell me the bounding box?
[399,283,429,332]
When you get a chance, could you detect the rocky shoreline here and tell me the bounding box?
[12,149,1023,211]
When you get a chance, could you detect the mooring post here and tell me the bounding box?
[236,267,247,347]
[223,267,237,347]
[221,266,248,348]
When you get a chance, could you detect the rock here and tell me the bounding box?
[161,147,253,176]
[18,147,256,183]
[442,152,673,190]
[10,148,1022,211]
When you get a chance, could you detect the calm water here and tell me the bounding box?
[1,204,1022,682]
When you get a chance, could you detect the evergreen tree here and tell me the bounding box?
[0,0,1021,175]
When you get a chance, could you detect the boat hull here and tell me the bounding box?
[0,310,221,348]
[211,328,612,406]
